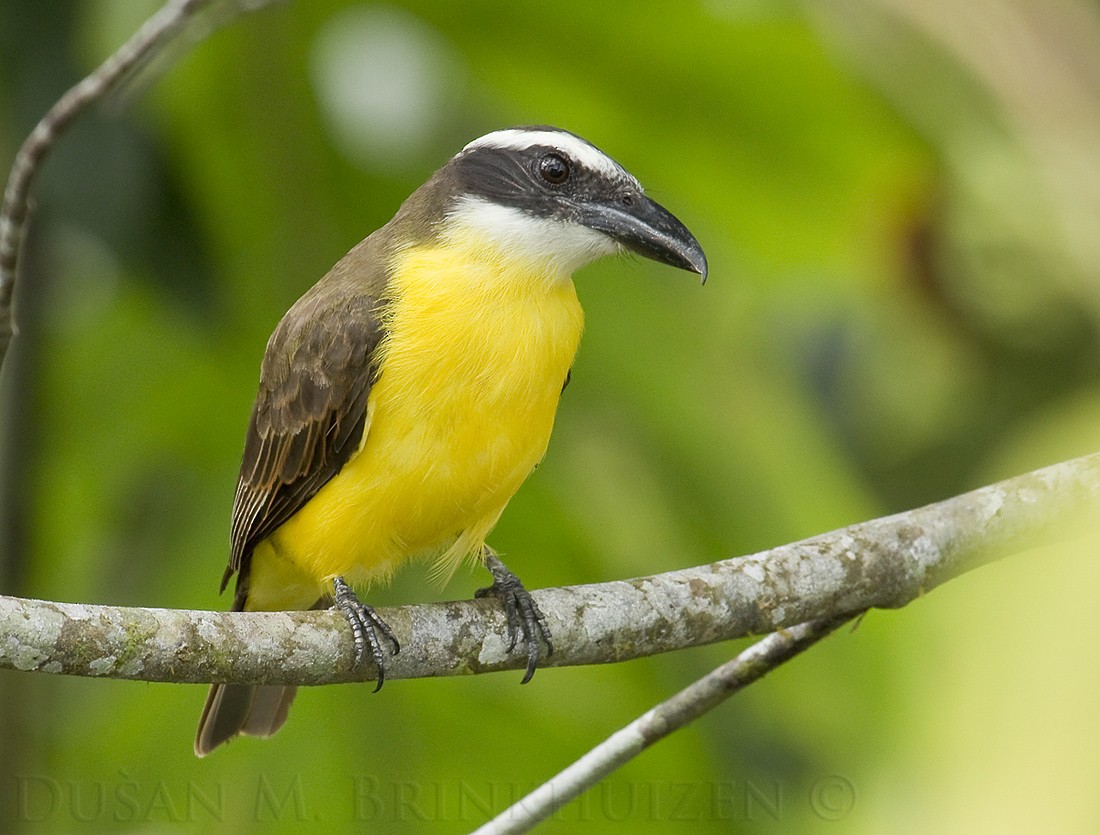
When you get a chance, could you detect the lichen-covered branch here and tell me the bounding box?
[2,451,1096,686]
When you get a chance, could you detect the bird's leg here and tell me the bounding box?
[474,548,553,684]
[333,576,400,693]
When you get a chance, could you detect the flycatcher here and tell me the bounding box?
[195,126,707,756]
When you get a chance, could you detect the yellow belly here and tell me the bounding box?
[246,245,584,610]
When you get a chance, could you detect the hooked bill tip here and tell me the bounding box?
[686,247,708,285]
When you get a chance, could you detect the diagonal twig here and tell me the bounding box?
[472,612,857,834]
[0,0,276,371]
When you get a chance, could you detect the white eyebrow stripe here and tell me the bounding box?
[461,128,637,185]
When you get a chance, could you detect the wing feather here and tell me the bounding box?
[223,242,390,600]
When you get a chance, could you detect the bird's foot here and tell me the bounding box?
[333,576,400,692]
[474,549,552,684]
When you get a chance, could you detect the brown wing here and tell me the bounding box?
[223,246,389,604]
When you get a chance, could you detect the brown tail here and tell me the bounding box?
[194,683,297,757]
[194,589,328,756]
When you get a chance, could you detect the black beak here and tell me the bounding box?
[579,193,708,283]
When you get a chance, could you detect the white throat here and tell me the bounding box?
[442,195,619,277]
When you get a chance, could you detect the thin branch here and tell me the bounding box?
[473,612,856,835]
[1,451,1096,686]
[0,0,275,370]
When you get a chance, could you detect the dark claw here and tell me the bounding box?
[333,576,400,693]
[475,549,552,684]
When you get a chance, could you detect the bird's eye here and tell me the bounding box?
[539,153,570,185]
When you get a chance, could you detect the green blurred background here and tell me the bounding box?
[3,0,1100,831]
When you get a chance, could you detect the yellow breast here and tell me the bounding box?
[251,243,584,606]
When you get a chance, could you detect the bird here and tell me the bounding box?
[194,125,707,756]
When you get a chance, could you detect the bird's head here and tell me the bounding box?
[403,126,707,281]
